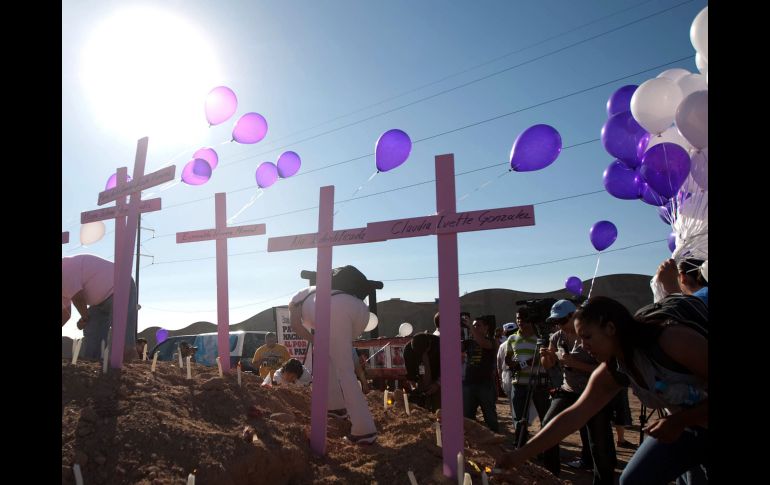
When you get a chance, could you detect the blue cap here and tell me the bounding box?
[547,300,577,322]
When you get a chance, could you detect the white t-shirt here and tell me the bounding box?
[290,286,369,338]
[273,366,313,387]
[62,255,114,309]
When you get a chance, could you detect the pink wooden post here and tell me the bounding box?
[62,232,69,244]
[267,187,381,456]
[366,154,536,479]
[94,138,176,368]
[175,192,267,372]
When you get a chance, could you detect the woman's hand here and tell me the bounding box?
[643,414,686,443]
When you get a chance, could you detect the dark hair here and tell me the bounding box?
[433,312,440,329]
[473,315,495,339]
[282,358,304,378]
[574,296,664,366]
[136,338,147,344]
[678,258,708,287]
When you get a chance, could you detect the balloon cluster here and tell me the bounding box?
[600,7,707,258]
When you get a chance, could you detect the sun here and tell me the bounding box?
[80,7,225,146]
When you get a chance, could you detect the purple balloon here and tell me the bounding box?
[205,86,238,126]
[667,232,677,253]
[375,129,412,172]
[658,202,673,225]
[105,172,132,190]
[181,159,212,185]
[590,220,618,251]
[601,111,650,169]
[639,182,669,206]
[192,147,219,170]
[232,112,268,144]
[277,151,301,178]
[510,124,562,172]
[256,162,278,188]
[156,328,169,344]
[606,85,638,117]
[639,142,691,199]
[565,276,583,296]
[603,160,642,200]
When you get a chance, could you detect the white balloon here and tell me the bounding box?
[80,221,106,246]
[675,90,708,149]
[700,260,708,283]
[646,125,693,153]
[677,73,708,98]
[695,52,708,76]
[398,322,414,337]
[690,7,708,62]
[630,77,684,135]
[690,148,708,190]
[657,68,691,82]
[364,312,379,332]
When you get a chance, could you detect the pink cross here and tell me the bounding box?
[62,232,69,244]
[366,153,536,479]
[93,137,176,369]
[268,186,380,456]
[176,192,267,373]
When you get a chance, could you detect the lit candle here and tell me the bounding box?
[187,473,195,485]
[151,352,158,372]
[435,422,442,447]
[463,472,472,485]
[186,356,192,379]
[216,357,223,378]
[142,343,148,361]
[102,348,109,374]
[457,452,464,485]
[73,464,84,485]
[403,392,410,415]
[407,471,418,485]
[383,389,389,410]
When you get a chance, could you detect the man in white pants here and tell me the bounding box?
[288,286,378,444]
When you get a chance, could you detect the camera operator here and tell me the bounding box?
[538,299,616,483]
[505,306,550,444]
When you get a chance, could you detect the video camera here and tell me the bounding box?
[515,298,558,341]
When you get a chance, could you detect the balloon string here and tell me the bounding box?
[335,171,379,217]
[227,189,264,224]
[457,168,510,203]
[587,254,601,299]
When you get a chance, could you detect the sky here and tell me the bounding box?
[61,0,708,339]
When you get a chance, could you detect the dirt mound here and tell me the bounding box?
[62,359,562,484]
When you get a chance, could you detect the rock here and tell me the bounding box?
[269,412,295,423]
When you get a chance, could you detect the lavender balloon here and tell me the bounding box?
[193,147,219,170]
[510,124,562,172]
[606,85,638,117]
[667,232,677,252]
[590,220,618,251]
[277,151,301,178]
[181,159,212,186]
[256,162,278,188]
[233,112,268,144]
[375,129,412,172]
[601,111,650,169]
[658,202,673,225]
[639,182,668,206]
[205,86,238,126]
[603,160,642,200]
[156,328,169,344]
[565,276,583,296]
[639,142,691,199]
[105,172,132,190]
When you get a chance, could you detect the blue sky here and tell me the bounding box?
[61,0,707,338]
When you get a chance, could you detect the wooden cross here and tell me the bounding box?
[365,153,536,479]
[176,192,267,372]
[92,137,175,368]
[268,186,381,456]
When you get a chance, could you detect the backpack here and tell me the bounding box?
[634,294,708,374]
[330,265,371,300]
